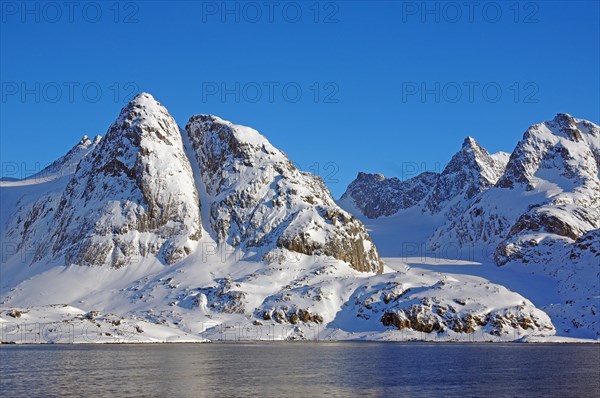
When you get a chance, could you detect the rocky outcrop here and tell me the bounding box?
[354,279,554,337]
[261,307,324,325]
[493,228,600,337]
[194,277,247,314]
[570,229,600,260]
[186,114,382,273]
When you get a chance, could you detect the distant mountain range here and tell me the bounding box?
[339,113,599,338]
[0,94,597,343]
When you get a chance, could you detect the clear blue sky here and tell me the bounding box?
[1,1,599,197]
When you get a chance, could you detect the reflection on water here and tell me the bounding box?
[1,342,599,397]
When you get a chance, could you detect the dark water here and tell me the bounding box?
[1,342,599,397]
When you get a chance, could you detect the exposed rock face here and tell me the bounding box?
[339,171,438,218]
[186,115,382,273]
[255,279,329,326]
[195,277,247,314]
[260,307,324,325]
[425,136,509,214]
[41,93,202,267]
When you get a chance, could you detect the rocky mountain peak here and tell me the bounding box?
[426,115,599,267]
[107,92,182,146]
[186,115,382,273]
[28,134,102,181]
[462,135,479,148]
[341,136,509,220]
[356,172,387,182]
[38,94,203,267]
[550,113,582,142]
[425,136,506,214]
[496,114,599,189]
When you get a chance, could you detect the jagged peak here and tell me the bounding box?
[130,91,158,105]
[553,112,575,124]
[78,135,91,146]
[118,92,169,121]
[105,93,183,147]
[545,113,583,142]
[444,136,493,173]
[459,137,492,161]
[519,113,595,144]
[356,172,387,182]
[65,134,100,157]
[190,114,225,124]
[462,135,479,148]
[186,114,279,155]
[187,114,232,132]
[549,113,577,131]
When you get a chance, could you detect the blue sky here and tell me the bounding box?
[1,1,598,197]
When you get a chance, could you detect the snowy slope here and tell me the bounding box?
[0,136,103,289]
[0,247,557,343]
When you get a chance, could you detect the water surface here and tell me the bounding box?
[1,342,599,397]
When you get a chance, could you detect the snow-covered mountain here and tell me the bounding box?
[493,114,599,263]
[341,114,599,264]
[430,114,599,264]
[339,113,600,338]
[22,94,203,268]
[1,135,102,270]
[0,97,596,342]
[3,94,380,273]
[186,115,382,273]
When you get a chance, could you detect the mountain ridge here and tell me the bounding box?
[1,97,597,342]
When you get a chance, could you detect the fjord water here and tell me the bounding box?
[1,343,598,397]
